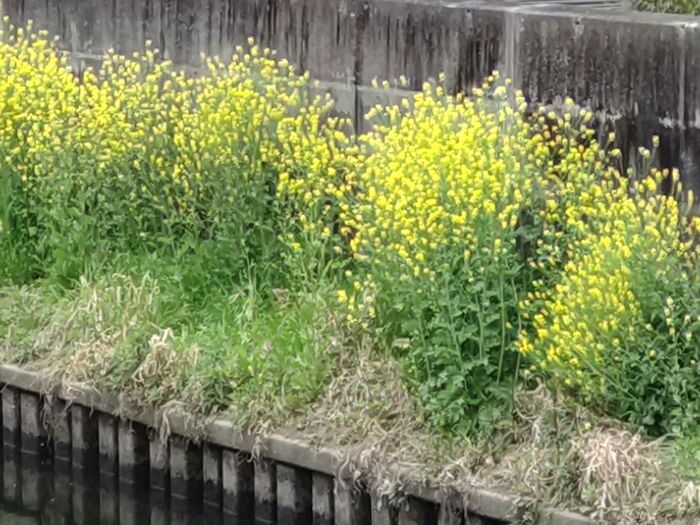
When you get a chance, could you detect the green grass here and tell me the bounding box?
[0,246,343,427]
[636,0,700,14]
[671,432,700,479]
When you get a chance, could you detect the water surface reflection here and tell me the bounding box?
[0,447,246,524]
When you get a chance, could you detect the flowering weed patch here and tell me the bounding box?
[520,163,700,435]
[341,78,541,434]
[0,20,699,522]
[0,19,351,288]
[0,17,352,423]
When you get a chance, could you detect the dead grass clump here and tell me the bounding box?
[302,373,700,525]
[33,274,162,385]
[297,336,484,505]
[300,335,427,495]
[123,329,198,407]
[571,428,673,523]
[480,386,699,524]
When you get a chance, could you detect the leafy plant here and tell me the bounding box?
[636,0,700,14]
[520,151,700,436]
[341,80,568,435]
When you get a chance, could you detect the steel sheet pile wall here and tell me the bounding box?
[0,364,592,524]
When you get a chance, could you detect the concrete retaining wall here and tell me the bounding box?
[0,364,592,525]
[1,0,700,194]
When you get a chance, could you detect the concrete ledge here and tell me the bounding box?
[0,363,592,524]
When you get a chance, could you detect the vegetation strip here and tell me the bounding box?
[1,20,700,523]
[0,363,592,524]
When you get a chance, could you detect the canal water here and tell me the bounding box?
[0,447,251,525]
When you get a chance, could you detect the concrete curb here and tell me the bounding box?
[0,363,593,524]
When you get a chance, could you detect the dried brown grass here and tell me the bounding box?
[298,354,700,525]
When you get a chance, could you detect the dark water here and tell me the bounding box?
[0,447,249,525]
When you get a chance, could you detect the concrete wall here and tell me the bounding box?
[2,0,700,193]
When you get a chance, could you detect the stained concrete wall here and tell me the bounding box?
[1,0,700,192]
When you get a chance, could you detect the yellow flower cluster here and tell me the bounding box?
[345,77,537,281]
[0,20,78,185]
[519,165,695,394]
[0,21,348,262]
